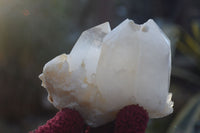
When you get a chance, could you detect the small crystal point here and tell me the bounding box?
[68,22,111,83]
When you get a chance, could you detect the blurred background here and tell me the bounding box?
[0,0,200,132]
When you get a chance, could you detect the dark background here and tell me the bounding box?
[0,0,200,132]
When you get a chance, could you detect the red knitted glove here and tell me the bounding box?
[29,108,85,133]
[88,104,149,133]
[30,105,149,133]
[115,104,149,133]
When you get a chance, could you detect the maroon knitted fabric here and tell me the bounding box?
[30,108,85,133]
[30,105,149,133]
[115,104,149,133]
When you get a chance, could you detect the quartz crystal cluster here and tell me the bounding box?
[39,19,174,127]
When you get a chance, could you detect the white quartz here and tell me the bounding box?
[39,19,173,127]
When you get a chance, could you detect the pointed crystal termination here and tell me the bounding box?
[96,19,173,118]
[39,19,173,127]
[68,22,111,83]
[39,22,112,127]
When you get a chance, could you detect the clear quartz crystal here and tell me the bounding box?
[97,19,173,118]
[39,19,173,127]
[68,22,111,83]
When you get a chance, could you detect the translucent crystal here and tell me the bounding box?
[68,22,111,83]
[96,19,173,118]
[39,22,113,127]
[39,19,173,127]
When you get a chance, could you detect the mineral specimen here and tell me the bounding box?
[39,19,173,127]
